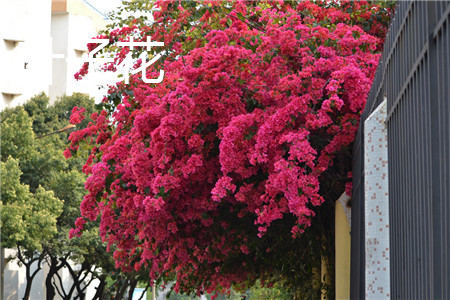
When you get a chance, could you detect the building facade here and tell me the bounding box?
[50,0,107,101]
[0,0,107,111]
[0,0,53,110]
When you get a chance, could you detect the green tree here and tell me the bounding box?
[20,94,101,300]
[1,157,63,300]
[0,93,97,300]
[247,280,293,300]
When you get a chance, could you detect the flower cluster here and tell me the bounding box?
[69,106,86,125]
[68,0,393,295]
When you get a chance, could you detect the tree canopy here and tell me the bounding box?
[68,0,394,297]
[1,156,62,252]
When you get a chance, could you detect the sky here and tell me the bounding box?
[83,0,123,16]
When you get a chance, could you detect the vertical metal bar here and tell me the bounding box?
[427,1,442,299]
[413,68,421,298]
[350,131,362,299]
[444,18,448,299]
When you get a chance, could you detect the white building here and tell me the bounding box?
[0,0,108,111]
[0,0,53,110]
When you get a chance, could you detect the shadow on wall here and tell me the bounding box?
[4,270,18,300]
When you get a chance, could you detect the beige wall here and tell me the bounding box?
[52,0,67,13]
[335,193,351,300]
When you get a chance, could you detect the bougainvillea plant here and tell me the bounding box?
[67,0,394,297]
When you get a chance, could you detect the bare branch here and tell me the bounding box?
[52,271,67,298]
[136,283,151,300]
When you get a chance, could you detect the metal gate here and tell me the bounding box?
[351,1,450,298]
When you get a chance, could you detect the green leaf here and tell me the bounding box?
[244,125,258,140]
[155,186,170,199]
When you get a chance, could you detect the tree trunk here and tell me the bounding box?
[127,278,138,300]
[92,276,107,300]
[114,278,129,300]
[23,272,33,300]
[136,283,150,300]
[45,256,62,300]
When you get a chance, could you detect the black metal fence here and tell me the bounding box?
[351,1,450,298]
